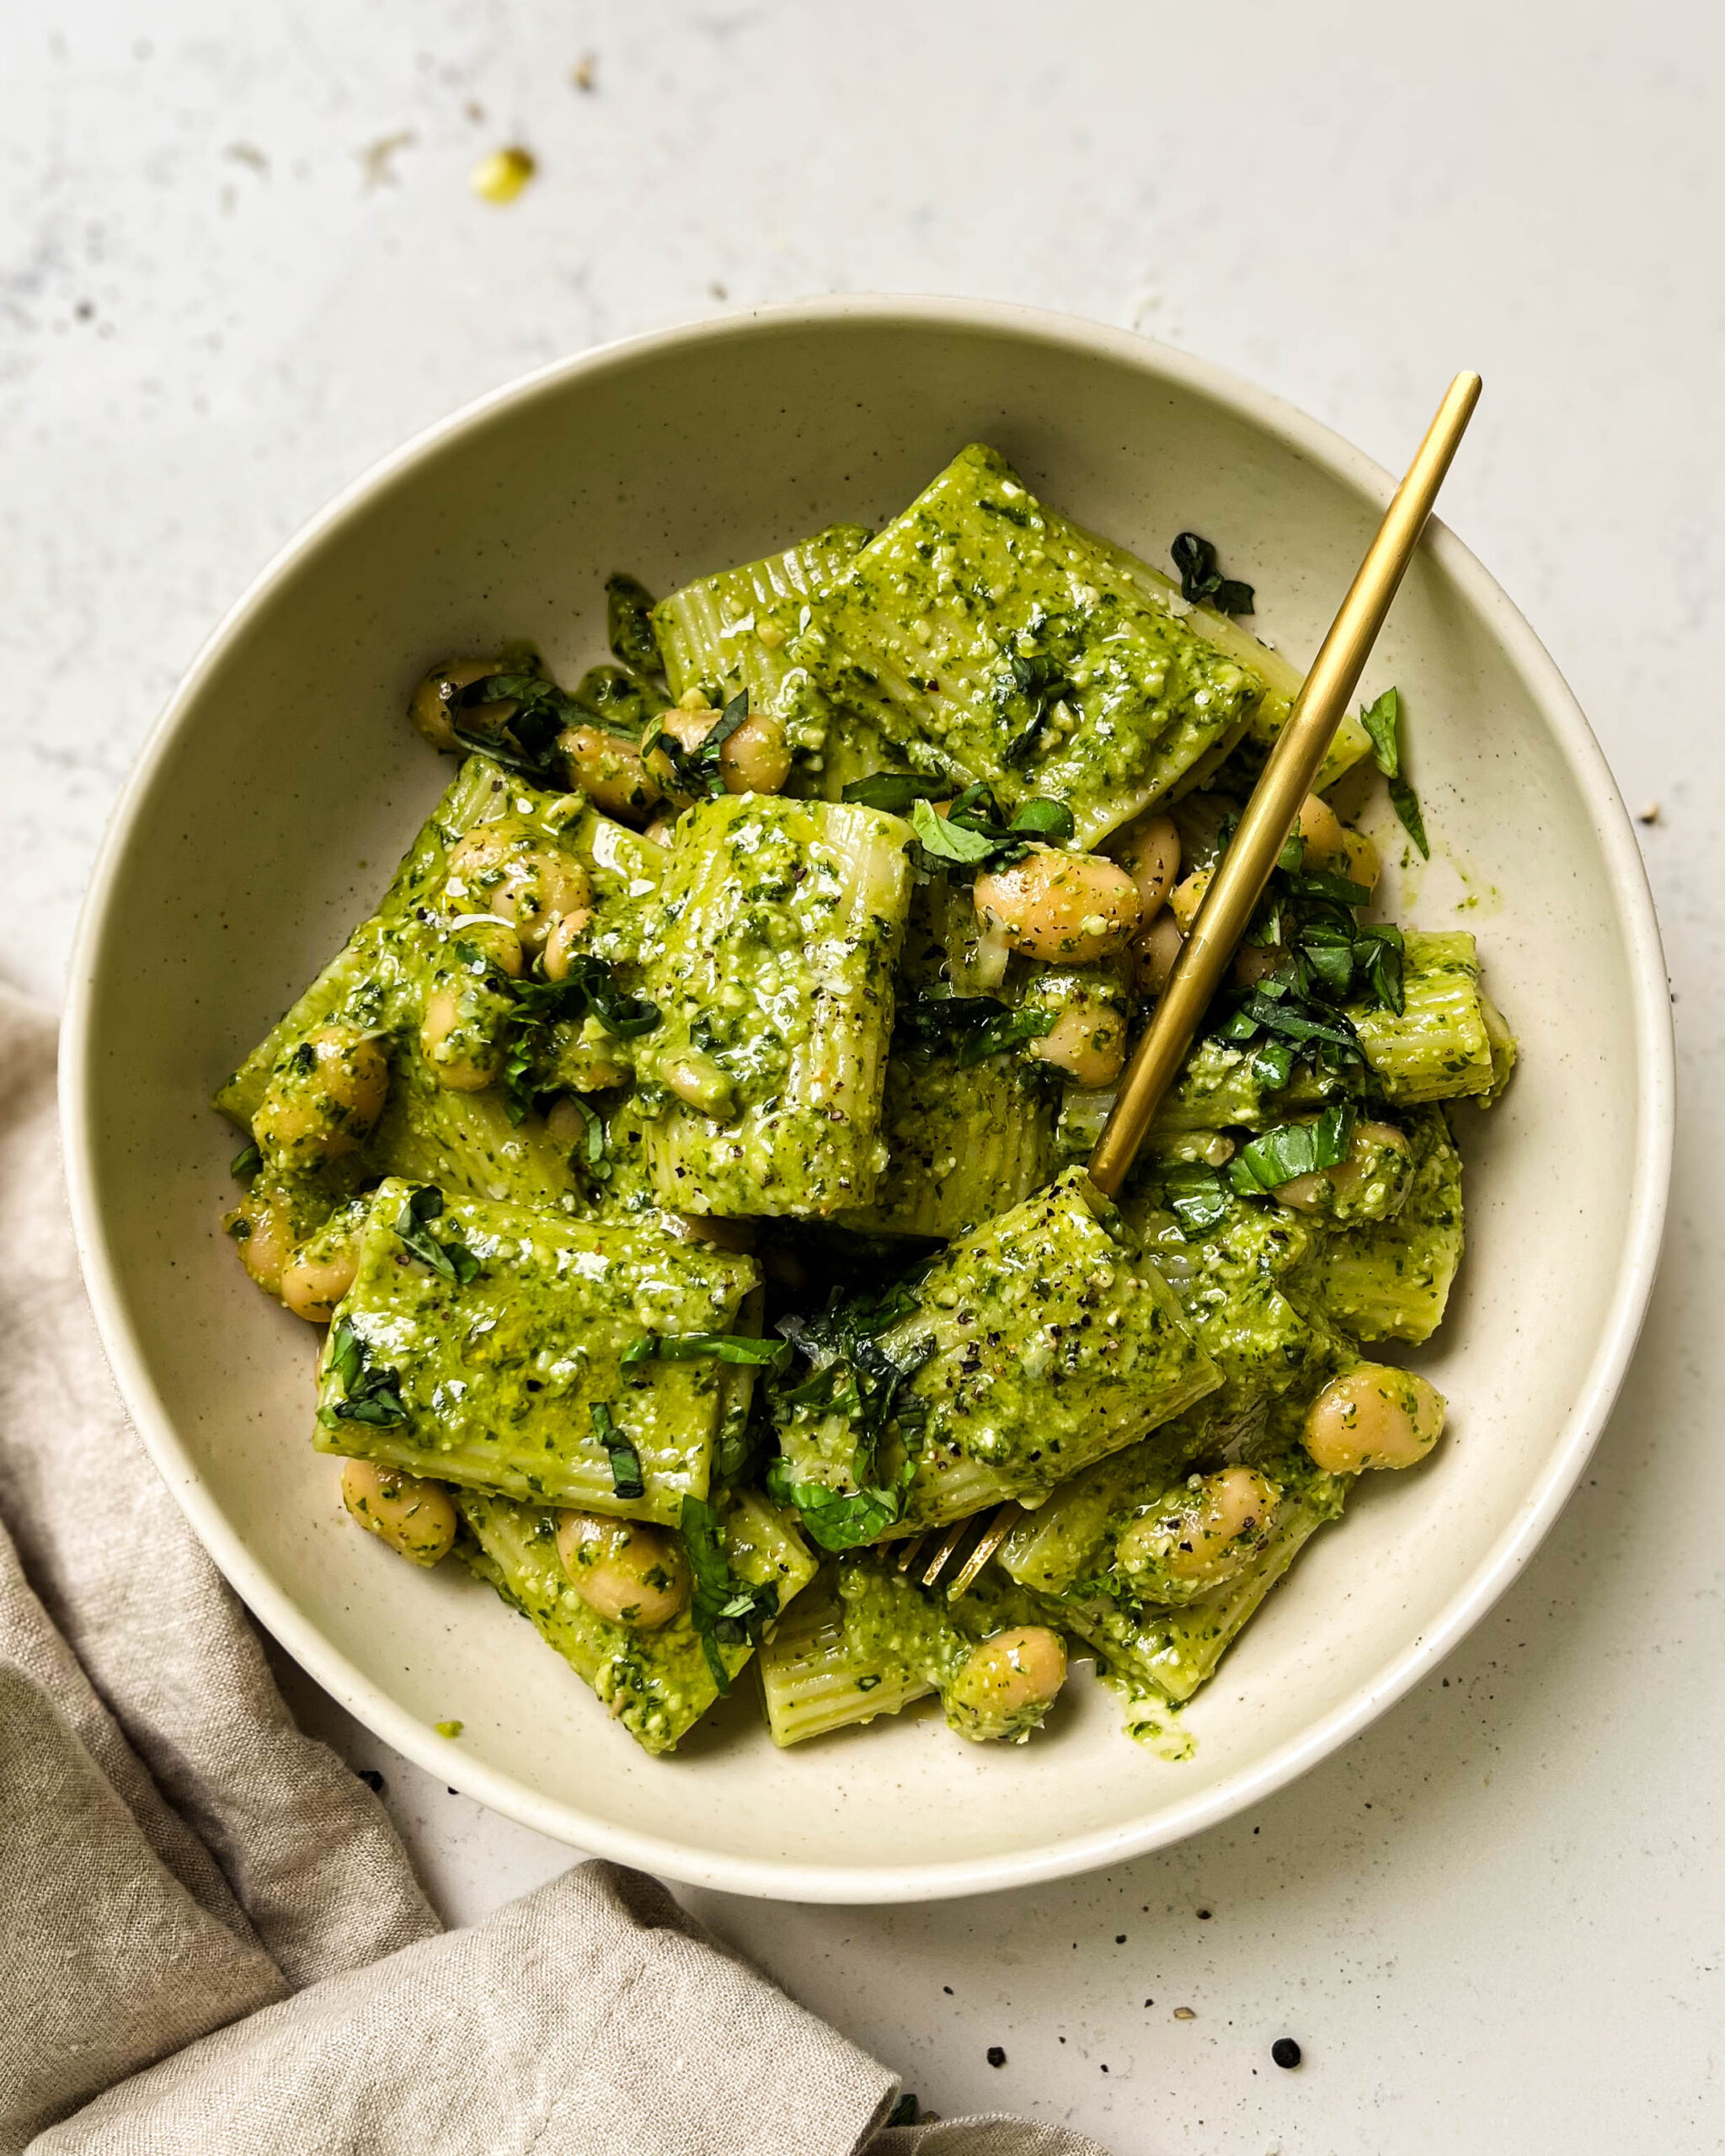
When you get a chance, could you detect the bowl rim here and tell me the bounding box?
[60,293,1674,1903]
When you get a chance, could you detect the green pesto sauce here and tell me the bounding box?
[839,1046,1053,1239]
[876,1167,1222,1524]
[652,524,873,774]
[633,793,912,1218]
[460,1485,815,1755]
[1319,1107,1465,1344]
[832,1558,1055,1738]
[1047,1436,1351,1706]
[315,1180,758,1523]
[809,444,1266,849]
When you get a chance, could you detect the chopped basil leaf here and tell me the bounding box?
[500,957,660,1123]
[591,1401,645,1501]
[1227,1102,1356,1195]
[229,1140,262,1182]
[605,572,663,677]
[762,1459,916,1550]
[770,1277,934,1514]
[328,1313,363,1392]
[1170,531,1255,616]
[1388,774,1429,859]
[895,990,1056,1068]
[991,614,1076,771]
[1359,687,1402,776]
[911,795,997,863]
[393,1185,480,1287]
[1008,797,1076,844]
[1237,990,1360,1052]
[622,1331,791,1370]
[448,669,578,787]
[1160,1162,1231,1235]
[1359,688,1429,859]
[1248,1038,1296,1091]
[319,1314,408,1428]
[1282,870,1374,907]
[1354,923,1406,1015]
[681,1495,778,1695]
[555,1092,611,1177]
[908,785,1073,876]
[841,771,957,814]
[649,690,752,799]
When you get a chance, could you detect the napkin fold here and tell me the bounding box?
[0,985,1109,2156]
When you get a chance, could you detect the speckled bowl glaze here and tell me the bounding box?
[61,299,1672,1902]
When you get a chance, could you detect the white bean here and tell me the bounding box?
[558,723,663,823]
[254,1026,388,1172]
[556,1511,690,1628]
[720,712,793,796]
[409,657,503,754]
[1115,1466,1280,1600]
[1113,811,1182,918]
[341,1460,457,1566]
[1132,908,1186,996]
[946,1625,1068,1742]
[973,848,1144,963]
[1028,992,1127,1088]
[1303,1364,1445,1474]
[540,909,595,983]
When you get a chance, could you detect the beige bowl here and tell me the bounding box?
[61,299,1672,1902]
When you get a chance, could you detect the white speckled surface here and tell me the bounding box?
[7,3,1722,2148]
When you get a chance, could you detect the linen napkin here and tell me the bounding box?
[0,985,1110,2156]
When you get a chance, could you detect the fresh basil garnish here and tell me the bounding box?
[1160,1161,1232,1236]
[766,1277,933,1540]
[762,1460,916,1552]
[681,1495,779,1693]
[894,990,1055,1069]
[605,571,663,678]
[911,795,997,863]
[500,957,660,1124]
[906,783,1075,875]
[1227,1102,1357,1196]
[230,1140,262,1182]
[1359,688,1429,859]
[392,1185,480,1287]
[318,1315,408,1429]
[622,1331,792,1370]
[1008,796,1077,842]
[648,690,752,800]
[590,1401,645,1501]
[448,670,577,787]
[991,610,1076,770]
[1170,531,1255,616]
[1387,776,1429,861]
[841,772,957,815]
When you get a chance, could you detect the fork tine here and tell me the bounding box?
[916,1518,971,1588]
[946,1503,1021,1600]
[894,1533,931,1575]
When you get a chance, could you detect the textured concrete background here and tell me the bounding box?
[6,3,1724,2148]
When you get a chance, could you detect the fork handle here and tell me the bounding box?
[1087,371,1482,1200]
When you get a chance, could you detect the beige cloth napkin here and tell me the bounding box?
[0,986,1109,2156]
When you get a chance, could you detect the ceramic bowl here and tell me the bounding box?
[61,298,1672,1901]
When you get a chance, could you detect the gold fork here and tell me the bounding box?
[897,370,1482,1598]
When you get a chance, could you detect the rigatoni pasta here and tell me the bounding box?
[215,440,1514,1760]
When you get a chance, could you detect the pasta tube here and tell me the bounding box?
[807,445,1268,849]
[460,1486,814,1755]
[313,1180,760,1522]
[633,794,912,1217]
